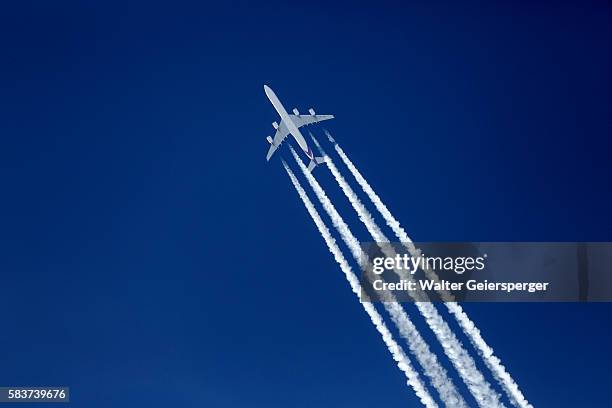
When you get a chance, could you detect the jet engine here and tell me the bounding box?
[272,121,279,129]
[293,108,299,115]
[309,108,315,116]
[266,136,274,145]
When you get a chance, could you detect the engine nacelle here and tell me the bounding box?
[272,121,279,129]
[266,136,274,145]
[309,108,315,116]
[293,108,299,115]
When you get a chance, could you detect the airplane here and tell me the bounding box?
[264,85,334,171]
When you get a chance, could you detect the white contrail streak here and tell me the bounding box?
[282,161,438,408]
[308,138,501,408]
[328,130,532,408]
[309,135,467,408]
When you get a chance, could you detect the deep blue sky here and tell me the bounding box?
[1,1,611,406]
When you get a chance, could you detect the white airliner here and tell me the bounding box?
[264,85,334,171]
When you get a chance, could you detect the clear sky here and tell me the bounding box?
[1,1,611,406]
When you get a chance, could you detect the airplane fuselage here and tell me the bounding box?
[264,85,314,159]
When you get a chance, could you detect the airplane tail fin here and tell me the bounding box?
[307,156,327,172]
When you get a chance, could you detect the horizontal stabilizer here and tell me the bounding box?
[307,156,327,172]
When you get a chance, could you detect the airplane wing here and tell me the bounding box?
[289,114,334,128]
[265,121,290,161]
[265,114,334,161]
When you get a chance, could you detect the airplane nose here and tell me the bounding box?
[263,84,274,98]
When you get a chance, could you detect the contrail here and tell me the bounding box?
[308,137,500,408]
[327,130,532,408]
[309,134,467,408]
[282,161,438,408]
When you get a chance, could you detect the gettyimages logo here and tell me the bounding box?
[371,252,487,276]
